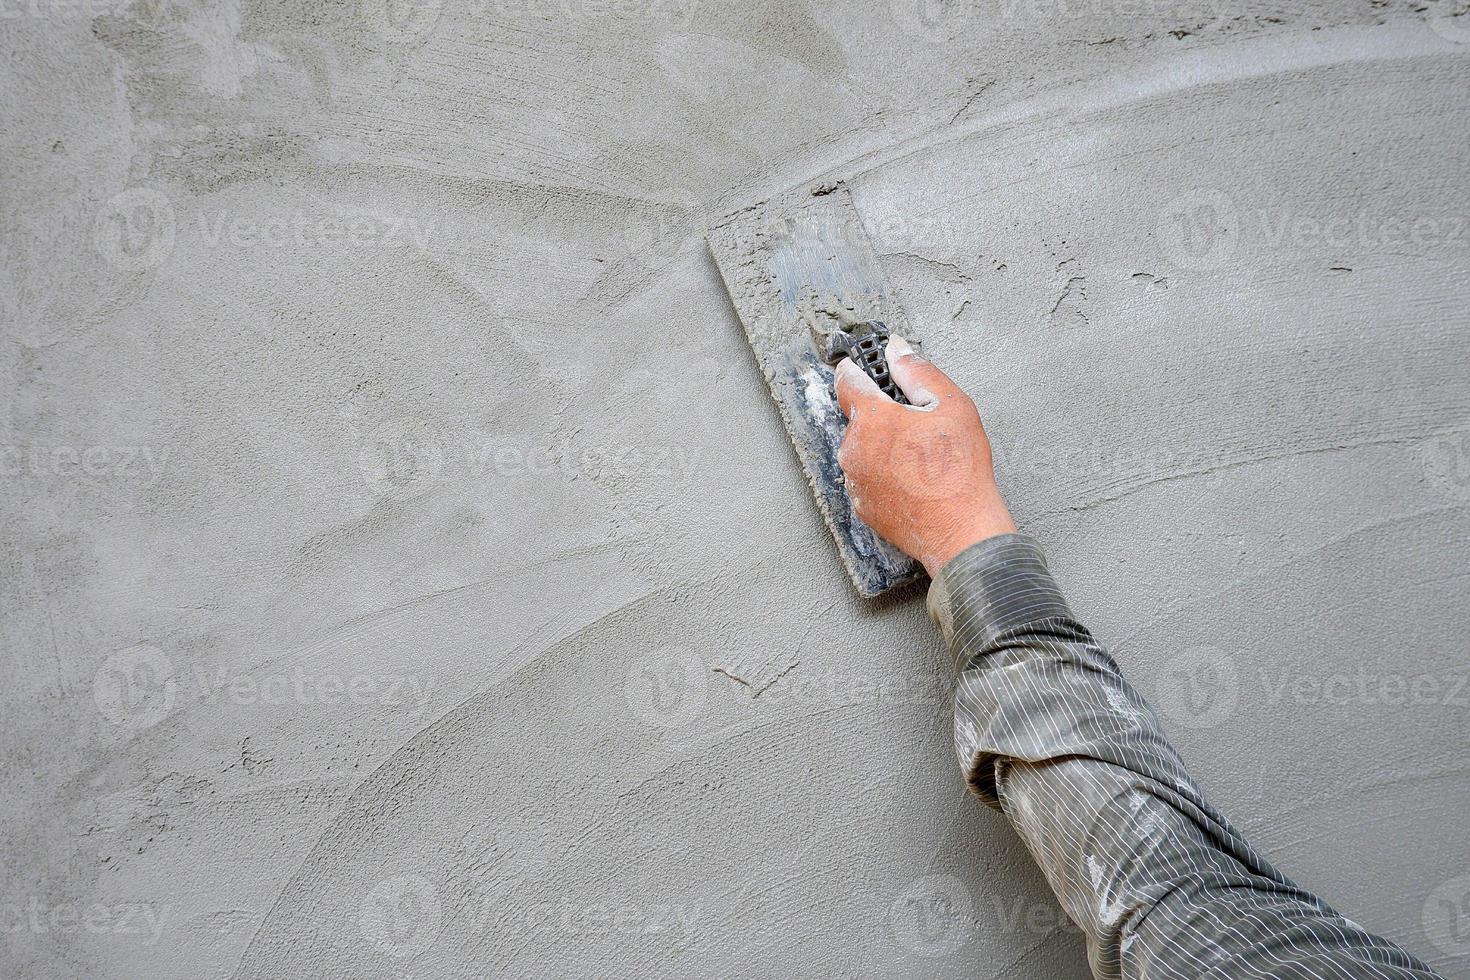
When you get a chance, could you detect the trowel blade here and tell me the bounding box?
[707,184,924,598]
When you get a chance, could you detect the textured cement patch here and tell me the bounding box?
[3,0,1469,977]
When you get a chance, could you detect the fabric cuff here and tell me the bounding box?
[925,533,1075,662]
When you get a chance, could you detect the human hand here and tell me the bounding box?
[833,336,1016,577]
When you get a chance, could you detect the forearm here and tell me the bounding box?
[934,534,1443,980]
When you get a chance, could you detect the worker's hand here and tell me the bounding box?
[834,336,1016,577]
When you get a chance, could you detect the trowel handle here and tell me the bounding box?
[825,321,909,406]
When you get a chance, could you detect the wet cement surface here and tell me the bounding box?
[3,0,1469,976]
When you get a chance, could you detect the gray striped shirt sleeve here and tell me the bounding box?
[928,533,1444,980]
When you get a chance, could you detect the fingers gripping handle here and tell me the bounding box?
[822,321,909,406]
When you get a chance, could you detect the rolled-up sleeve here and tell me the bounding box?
[931,533,1443,980]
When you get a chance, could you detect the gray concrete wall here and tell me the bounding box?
[4,0,1469,976]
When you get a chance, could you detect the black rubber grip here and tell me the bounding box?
[825,321,908,405]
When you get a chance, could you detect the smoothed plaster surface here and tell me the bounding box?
[3,0,1469,977]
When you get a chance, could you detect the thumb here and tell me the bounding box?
[834,357,891,420]
[887,335,964,409]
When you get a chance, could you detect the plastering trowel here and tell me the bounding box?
[708,184,924,598]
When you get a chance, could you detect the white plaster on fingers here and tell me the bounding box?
[886,335,940,411]
[835,356,889,418]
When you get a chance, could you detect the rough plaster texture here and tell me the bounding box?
[3,0,1469,977]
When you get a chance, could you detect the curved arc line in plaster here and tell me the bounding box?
[729,20,1460,211]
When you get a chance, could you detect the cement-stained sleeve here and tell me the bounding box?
[929,533,1446,980]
